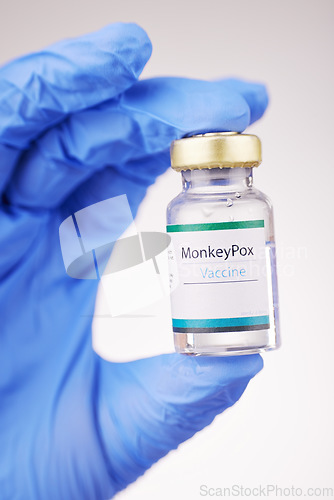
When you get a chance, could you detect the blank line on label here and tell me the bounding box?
[183,279,259,285]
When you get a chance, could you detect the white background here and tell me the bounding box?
[1,0,333,498]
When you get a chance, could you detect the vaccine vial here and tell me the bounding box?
[166,132,280,356]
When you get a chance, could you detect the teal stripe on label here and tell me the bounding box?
[167,220,264,233]
[172,315,270,328]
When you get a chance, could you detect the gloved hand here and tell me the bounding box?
[0,23,267,500]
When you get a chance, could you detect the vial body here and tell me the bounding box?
[167,167,280,356]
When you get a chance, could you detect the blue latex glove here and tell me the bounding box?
[0,23,267,499]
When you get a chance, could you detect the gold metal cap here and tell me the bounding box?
[170,132,262,171]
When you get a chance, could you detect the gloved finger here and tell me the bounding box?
[6,77,268,209]
[0,23,152,189]
[217,78,269,124]
[97,353,263,489]
[121,76,268,132]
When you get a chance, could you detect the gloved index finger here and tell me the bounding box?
[217,78,269,124]
[0,23,152,150]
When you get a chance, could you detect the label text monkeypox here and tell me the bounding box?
[181,244,254,260]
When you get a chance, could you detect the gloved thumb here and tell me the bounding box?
[96,353,263,492]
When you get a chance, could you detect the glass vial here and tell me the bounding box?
[166,132,280,356]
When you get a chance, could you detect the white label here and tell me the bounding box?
[167,220,270,333]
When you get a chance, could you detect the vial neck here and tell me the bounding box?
[181,167,253,193]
